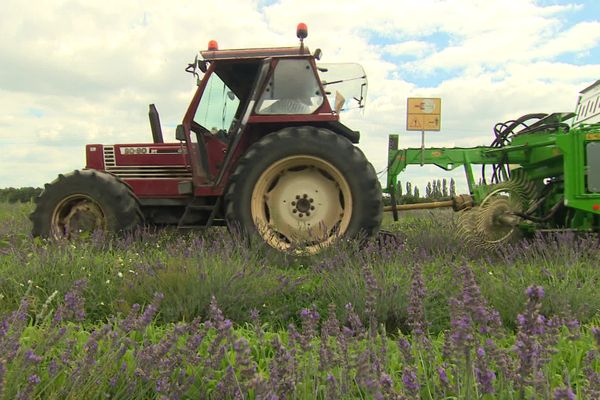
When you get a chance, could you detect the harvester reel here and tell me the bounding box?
[456,207,479,240]
[458,180,530,250]
[475,194,522,248]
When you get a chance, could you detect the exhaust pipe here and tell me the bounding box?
[148,104,164,144]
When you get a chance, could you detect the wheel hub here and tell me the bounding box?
[291,195,314,216]
[51,194,106,238]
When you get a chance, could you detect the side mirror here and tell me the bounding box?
[175,124,186,141]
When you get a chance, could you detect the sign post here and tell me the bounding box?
[406,98,442,165]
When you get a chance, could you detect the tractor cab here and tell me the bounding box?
[173,26,367,193]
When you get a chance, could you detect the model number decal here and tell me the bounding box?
[120,147,152,155]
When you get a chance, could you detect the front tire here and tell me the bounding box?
[30,170,142,238]
[225,127,382,253]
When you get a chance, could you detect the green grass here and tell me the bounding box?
[1,202,598,333]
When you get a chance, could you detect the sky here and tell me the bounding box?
[1,0,599,194]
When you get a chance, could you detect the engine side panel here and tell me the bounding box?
[86,143,191,198]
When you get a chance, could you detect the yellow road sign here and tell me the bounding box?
[407,97,441,131]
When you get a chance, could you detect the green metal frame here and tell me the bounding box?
[386,123,600,230]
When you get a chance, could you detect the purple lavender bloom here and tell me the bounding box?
[47,359,59,377]
[299,308,310,318]
[553,386,576,400]
[64,279,87,322]
[402,367,419,396]
[592,327,600,349]
[474,345,496,394]
[526,285,544,301]
[298,305,319,351]
[138,292,164,328]
[437,366,450,386]
[0,359,5,397]
[475,368,495,394]
[397,337,414,364]
[24,349,43,364]
[408,262,428,336]
[28,374,41,385]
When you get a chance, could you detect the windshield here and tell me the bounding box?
[195,71,240,134]
[256,59,324,115]
[317,63,367,112]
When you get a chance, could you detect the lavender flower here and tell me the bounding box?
[408,262,428,337]
[137,292,164,329]
[27,374,41,385]
[344,303,365,339]
[592,327,600,349]
[474,347,495,394]
[361,264,380,336]
[553,386,576,400]
[298,306,319,351]
[319,304,340,371]
[437,366,450,387]
[47,358,59,377]
[59,279,87,323]
[514,285,559,396]
[268,336,296,397]
[0,359,5,399]
[16,374,41,400]
[402,367,419,397]
[583,350,600,399]
[397,337,414,364]
[24,349,43,364]
[526,285,545,301]
[325,373,339,399]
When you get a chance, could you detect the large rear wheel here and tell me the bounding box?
[31,170,142,239]
[225,127,382,253]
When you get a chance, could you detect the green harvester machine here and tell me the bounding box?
[385,81,600,249]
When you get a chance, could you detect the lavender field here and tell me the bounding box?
[1,202,600,399]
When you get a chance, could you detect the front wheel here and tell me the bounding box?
[225,127,382,253]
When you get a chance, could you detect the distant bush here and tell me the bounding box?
[0,187,42,203]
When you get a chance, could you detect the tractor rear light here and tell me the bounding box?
[208,40,219,51]
[593,204,600,211]
[296,23,308,40]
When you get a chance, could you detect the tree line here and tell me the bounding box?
[2,179,457,205]
[0,187,42,203]
[387,178,456,205]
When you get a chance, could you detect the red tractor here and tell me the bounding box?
[30,25,383,253]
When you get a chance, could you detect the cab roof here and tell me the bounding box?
[200,46,311,61]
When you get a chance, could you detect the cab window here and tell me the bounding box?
[195,72,240,136]
[256,59,323,115]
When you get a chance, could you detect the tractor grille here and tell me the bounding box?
[102,145,191,179]
[104,166,192,179]
[103,146,116,167]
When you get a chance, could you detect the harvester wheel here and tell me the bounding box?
[225,126,382,253]
[456,176,540,251]
[30,170,142,239]
[464,181,529,250]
